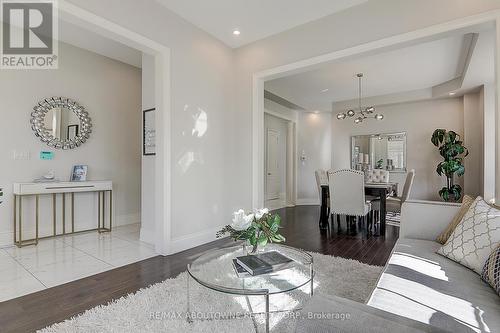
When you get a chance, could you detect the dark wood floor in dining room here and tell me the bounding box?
[0,205,398,333]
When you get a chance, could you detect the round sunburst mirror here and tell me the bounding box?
[30,97,92,149]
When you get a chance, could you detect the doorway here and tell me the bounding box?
[264,108,297,210]
[58,2,171,255]
[266,128,280,201]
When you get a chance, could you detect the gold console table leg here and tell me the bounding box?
[71,193,75,233]
[13,195,17,244]
[97,191,112,233]
[97,190,112,233]
[102,191,105,230]
[98,191,101,231]
[53,193,56,236]
[109,190,113,231]
[19,195,22,245]
[14,188,112,247]
[35,195,39,245]
[13,194,37,248]
[62,194,66,235]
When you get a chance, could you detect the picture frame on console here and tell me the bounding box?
[70,165,88,182]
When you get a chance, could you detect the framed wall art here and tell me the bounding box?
[143,108,156,156]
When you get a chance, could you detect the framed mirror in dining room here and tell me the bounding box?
[351,132,407,172]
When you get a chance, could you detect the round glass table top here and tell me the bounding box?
[187,243,313,296]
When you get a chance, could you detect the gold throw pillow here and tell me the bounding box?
[436,195,474,244]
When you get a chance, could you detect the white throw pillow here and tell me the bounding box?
[437,196,500,274]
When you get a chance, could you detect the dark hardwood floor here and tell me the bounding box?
[0,205,398,332]
[276,206,399,266]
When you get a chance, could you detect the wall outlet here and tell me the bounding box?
[13,150,30,160]
[300,150,307,164]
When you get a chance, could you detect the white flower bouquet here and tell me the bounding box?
[216,208,285,253]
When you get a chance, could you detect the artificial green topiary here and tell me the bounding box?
[431,129,468,202]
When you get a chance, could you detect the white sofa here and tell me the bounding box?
[295,200,500,333]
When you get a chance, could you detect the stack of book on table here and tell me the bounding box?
[232,251,293,277]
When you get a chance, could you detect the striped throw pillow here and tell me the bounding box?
[482,244,500,296]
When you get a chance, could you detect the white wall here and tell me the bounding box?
[264,113,288,202]
[464,92,484,197]
[141,54,156,244]
[0,42,141,246]
[483,84,496,201]
[332,98,464,201]
[64,0,236,253]
[298,112,332,204]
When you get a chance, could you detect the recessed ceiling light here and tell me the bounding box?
[321,88,329,93]
[314,111,320,114]
[233,30,241,36]
[449,92,456,96]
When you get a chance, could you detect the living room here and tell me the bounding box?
[0,1,499,332]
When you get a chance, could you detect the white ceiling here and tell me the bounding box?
[154,0,368,48]
[265,31,494,112]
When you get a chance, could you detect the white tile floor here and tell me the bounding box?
[0,224,156,302]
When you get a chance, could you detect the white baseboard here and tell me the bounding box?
[296,198,320,205]
[169,225,225,254]
[265,199,287,210]
[139,226,155,245]
[115,213,141,227]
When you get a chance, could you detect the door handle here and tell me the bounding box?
[268,173,271,175]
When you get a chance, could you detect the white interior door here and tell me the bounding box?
[266,129,280,200]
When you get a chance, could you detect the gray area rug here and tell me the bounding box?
[40,251,382,332]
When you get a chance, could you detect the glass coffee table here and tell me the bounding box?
[187,243,314,333]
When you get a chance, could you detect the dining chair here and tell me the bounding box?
[365,169,390,204]
[315,169,328,198]
[327,169,371,238]
[315,169,330,218]
[366,169,390,183]
[386,169,415,213]
[370,169,415,224]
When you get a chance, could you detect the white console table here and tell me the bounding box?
[13,181,112,247]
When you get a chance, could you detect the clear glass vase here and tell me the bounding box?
[243,240,258,254]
